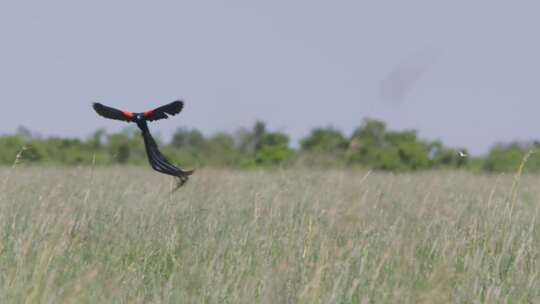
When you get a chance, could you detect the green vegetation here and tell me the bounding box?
[0,168,539,302]
[1,118,539,172]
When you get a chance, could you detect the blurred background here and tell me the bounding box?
[2,1,539,171]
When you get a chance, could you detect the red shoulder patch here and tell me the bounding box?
[143,110,154,117]
[122,111,134,118]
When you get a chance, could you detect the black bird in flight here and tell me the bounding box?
[92,100,194,189]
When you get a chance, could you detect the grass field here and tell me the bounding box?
[0,167,539,303]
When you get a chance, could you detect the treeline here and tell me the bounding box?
[1,119,539,172]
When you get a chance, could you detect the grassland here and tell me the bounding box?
[0,167,539,303]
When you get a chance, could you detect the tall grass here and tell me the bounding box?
[0,167,539,303]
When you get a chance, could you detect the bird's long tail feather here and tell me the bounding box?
[141,130,194,189]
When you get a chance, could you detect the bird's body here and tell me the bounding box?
[92,100,193,189]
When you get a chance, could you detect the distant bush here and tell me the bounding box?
[1,118,536,173]
[482,142,540,173]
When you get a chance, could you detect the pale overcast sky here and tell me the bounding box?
[1,1,539,155]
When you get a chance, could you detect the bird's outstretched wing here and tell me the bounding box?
[143,100,184,122]
[93,103,135,122]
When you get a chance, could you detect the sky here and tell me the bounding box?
[1,1,540,155]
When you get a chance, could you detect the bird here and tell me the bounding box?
[92,100,194,190]
[458,150,467,158]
